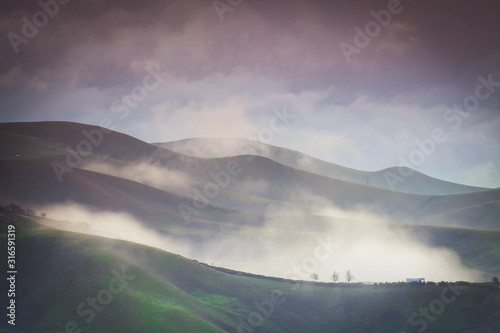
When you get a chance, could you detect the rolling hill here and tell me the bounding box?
[155,138,489,195]
[1,121,498,230]
[0,121,499,277]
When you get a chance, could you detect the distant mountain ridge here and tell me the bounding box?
[154,138,488,195]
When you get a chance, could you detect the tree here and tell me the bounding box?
[331,271,339,283]
[311,273,319,282]
[493,276,499,283]
[41,212,47,218]
[345,270,354,283]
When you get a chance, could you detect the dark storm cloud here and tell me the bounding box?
[0,0,499,186]
[1,0,498,95]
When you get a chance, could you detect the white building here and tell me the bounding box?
[406,278,425,283]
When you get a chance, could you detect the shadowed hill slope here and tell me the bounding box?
[0,157,260,231]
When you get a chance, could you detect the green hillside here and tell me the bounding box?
[1,213,499,333]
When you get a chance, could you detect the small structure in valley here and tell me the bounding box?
[406,278,425,283]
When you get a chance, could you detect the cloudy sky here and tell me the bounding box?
[1,0,499,188]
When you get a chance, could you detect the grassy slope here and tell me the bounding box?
[1,213,499,333]
[0,213,231,333]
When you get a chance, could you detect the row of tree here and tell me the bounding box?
[310,273,500,284]
[310,270,354,283]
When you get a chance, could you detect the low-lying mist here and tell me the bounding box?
[81,159,192,195]
[38,202,484,283]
